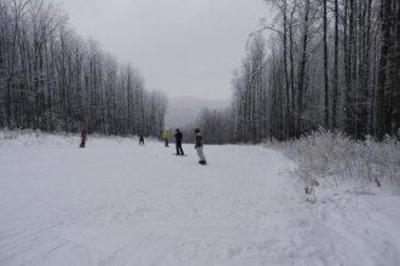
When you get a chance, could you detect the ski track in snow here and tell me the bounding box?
[0,136,399,266]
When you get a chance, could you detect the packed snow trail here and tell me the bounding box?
[0,135,399,266]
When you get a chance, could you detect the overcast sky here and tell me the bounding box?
[62,0,268,101]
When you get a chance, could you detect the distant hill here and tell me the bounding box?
[165,96,229,129]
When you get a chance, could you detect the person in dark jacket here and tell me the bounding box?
[194,128,207,165]
[80,130,87,148]
[139,135,145,145]
[174,129,184,155]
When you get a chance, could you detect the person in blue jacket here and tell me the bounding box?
[174,129,184,155]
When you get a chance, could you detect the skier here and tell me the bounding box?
[174,128,184,155]
[80,130,87,148]
[139,135,145,145]
[194,128,207,165]
[162,129,170,147]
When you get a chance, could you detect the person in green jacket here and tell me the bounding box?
[194,128,207,165]
[162,129,171,147]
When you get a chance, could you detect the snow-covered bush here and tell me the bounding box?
[266,129,400,190]
[0,129,148,147]
[0,129,76,147]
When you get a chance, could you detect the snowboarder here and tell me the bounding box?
[139,135,145,145]
[194,128,207,165]
[162,129,170,147]
[80,130,87,148]
[174,128,184,155]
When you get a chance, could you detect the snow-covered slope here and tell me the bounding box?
[165,96,229,128]
[0,133,399,265]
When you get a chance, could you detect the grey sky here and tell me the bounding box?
[62,0,268,100]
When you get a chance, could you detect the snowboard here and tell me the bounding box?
[173,153,187,157]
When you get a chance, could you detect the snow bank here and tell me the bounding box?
[266,129,400,194]
[262,131,400,265]
[0,129,76,147]
[0,129,145,147]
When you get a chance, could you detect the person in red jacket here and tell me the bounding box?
[80,130,87,148]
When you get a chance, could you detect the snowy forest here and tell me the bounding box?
[0,0,168,136]
[1,0,399,142]
[197,0,400,143]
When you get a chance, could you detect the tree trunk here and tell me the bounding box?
[296,0,310,136]
[377,0,391,139]
[323,0,330,129]
[332,0,339,129]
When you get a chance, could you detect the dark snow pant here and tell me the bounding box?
[80,140,86,148]
[176,141,184,155]
[165,139,169,147]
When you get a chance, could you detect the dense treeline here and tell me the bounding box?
[0,0,167,136]
[198,0,399,144]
